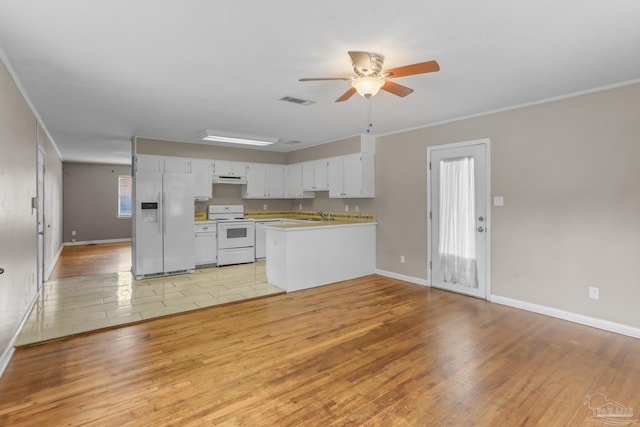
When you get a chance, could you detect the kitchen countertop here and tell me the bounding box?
[246,209,375,224]
[264,220,376,229]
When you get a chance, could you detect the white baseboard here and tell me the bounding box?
[0,287,40,379]
[490,295,640,339]
[45,244,64,280]
[0,346,15,380]
[64,238,131,246]
[374,271,639,339]
[375,269,430,287]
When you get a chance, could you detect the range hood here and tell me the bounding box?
[212,175,247,185]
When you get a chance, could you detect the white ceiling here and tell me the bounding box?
[1,1,639,165]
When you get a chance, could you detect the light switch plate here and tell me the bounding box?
[493,196,504,207]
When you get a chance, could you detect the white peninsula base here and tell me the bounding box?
[265,222,376,292]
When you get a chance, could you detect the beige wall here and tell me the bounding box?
[286,135,361,163]
[62,163,133,242]
[136,138,288,164]
[373,83,640,329]
[0,58,63,363]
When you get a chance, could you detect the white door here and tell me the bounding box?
[428,140,490,299]
[162,173,195,273]
[37,148,44,290]
[134,172,164,276]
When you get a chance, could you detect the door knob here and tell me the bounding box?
[0,268,4,275]
[477,226,485,232]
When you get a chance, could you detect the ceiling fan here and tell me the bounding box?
[299,51,440,102]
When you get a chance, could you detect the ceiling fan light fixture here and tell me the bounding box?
[200,130,279,146]
[352,76,385,98]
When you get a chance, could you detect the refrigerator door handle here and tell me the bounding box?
[161,192,166,234]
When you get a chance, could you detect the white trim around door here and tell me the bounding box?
[427,138,492,299]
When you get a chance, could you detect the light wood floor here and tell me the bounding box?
[1,275,638,425]
[49,241,132,280]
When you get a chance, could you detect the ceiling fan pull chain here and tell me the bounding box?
[366,98,373,133]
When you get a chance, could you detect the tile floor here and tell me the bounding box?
[16,262,284,346]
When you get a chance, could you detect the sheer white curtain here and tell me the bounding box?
[438,157,478,288]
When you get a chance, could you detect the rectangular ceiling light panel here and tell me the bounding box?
[200,130,279,146]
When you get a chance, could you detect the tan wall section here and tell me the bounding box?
[285,135,361,164]
[136,138,287,164]
[0,59,38,358]
[62,163,133,242]
[373,83,640,329]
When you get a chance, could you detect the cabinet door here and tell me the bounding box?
[302,161,315,191]
[214,160,248,177]
[255,222,266,259]
[135,155,164,173]
[230,161,248,177]
[191,159,213,199]
[266,164,285,198]
[342,154,364,197]
[328,153,375,198]
[314,160,329,191]
[243,163,267,198]
[164,156,190,174]
[194,232,217,265]
[328,157,345,198]
[287,164,303,198]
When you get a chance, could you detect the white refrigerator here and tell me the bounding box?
[133,172,195,279]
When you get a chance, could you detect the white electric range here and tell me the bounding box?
[208,205,255,266]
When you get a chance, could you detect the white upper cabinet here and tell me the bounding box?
[266,164,285,198]
[242,163,286,199]
[213,160,247,177]
[190,159,213,199]
[164,156,191,174]
[135,155,190,174]
[286,163,315,199]
[328,152,375,198]
[302,159,329,191]
[135,154,164,173]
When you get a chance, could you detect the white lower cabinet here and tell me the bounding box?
[254,220,281,259]
[194,223,217,266]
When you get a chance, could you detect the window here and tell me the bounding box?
[118,175,132,217]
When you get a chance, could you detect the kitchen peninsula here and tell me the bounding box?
[262,213,376,292]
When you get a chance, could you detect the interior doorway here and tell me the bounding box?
[427,139,491,299]
[37,148,44,290]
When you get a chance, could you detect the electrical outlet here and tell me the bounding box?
[298,204,302,210]
[355,204,360,212]
[400,255,405,263]
[71,230,76,236]
[345,205,349,212]
[589,286,599,300]
[263,204,267,210]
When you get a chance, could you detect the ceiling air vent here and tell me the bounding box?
[279,96,315,106]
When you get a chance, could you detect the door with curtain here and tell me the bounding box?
[428,141,489,299]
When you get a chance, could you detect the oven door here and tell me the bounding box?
[217,221,255,249]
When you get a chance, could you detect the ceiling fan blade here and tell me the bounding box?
[348,51,373,71]
[299,77,353,81]
[383,60,440,78]
[335,87,357,102]
[381,80,414,97]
